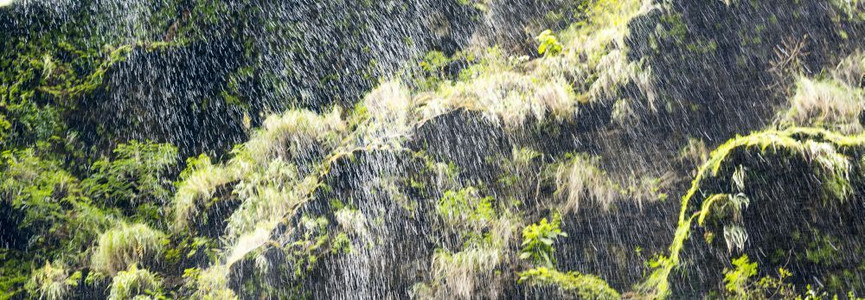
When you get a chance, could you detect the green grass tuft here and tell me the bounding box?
[91,222,167,275]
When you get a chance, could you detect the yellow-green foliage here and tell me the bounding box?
[559,0,657,109]
[831,0,865,20]
[170,97,413,284]
[25,262,77,300]
[171,101,410,282]
[1,149,81,223]
[243,107,347,165]
[186,266,238,300]
[520,217,567,268]
[416,50,579,128]
[436,187,496,229]
[107,264,162,300]
[91,222,166,275]
[398,0,657,131]
[173,107,347,238]
[641,127,865,298]
[0,149,113,259]
[722,255,799,299]
[518,267,620,299]
[84,141,178,206]
[536,29,563,56]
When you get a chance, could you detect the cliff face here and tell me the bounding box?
[2,0,865,299]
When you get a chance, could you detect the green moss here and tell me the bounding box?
[804,231,842,266]
[518,267,620,299]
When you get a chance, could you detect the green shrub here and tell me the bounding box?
[84,141,178,208]
[1,149,81,232]
[0,149,112,259]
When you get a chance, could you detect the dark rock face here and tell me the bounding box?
[73,41,249,158]
[629,0,863,142]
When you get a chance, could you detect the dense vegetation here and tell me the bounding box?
[1,0,865,299]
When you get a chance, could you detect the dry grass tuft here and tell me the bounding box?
[780,77,864,133]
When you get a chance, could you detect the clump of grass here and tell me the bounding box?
[172,154,237,230]
[779,77,864,133]
[518,267,620,299]
[415,48,579,129]
[189,266,237,299]
[554,154,620,212]
[431,244,502,299]
[91,222,166,275]
[243,107,346,165]
[25,262,76,300]
[554,152,671,212]
[361,81,415,142]
[225,225,273,266]
[107,264,162,300]
[335,208,369,238]
[679,137,711,171]
[832,50,865,87]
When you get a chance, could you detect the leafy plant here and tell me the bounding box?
[536,29,563,56]
[84,141,178,209]
[723,255,798,299]
[520,214,567,267]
